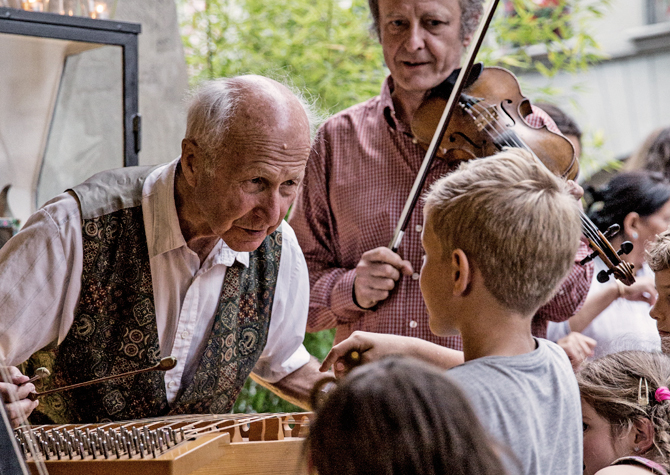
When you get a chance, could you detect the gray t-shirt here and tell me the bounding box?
[447,338,582,475]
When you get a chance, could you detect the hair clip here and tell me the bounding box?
[638,378,650,407]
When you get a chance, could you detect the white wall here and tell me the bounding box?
[517,0,670,177]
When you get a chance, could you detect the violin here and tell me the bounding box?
[412,66,578,180]
[388,0,635,287]
[409,66,635,285]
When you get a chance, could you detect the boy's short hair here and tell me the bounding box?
[424,148,582,315]
[647,229,670,272]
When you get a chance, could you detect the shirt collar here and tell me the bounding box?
[143,157,249,267]
[380,75,399,130]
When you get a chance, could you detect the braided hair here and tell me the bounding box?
[585,171,670,235]
[577,351,670,469]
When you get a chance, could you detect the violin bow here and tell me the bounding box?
[387,0,636,287]
[389,0,500,252]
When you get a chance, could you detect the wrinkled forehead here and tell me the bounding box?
[234,77,309,134]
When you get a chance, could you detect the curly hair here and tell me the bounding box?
[647,229,670,273]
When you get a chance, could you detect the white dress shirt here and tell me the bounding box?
[0,159,311,404]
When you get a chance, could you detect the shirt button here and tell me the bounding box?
[409,320,418,328]
[412,273,420,280]
[181,331,189,339]
[168,381,176,389]
[415,225,423,233]
[412,138,418,144]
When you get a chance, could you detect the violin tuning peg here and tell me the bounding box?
[580,251,599,266]
[604,224,621,240]
[618,241,634,256]
[597,269,612,283]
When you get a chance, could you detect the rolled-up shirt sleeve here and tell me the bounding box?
[251,221,311,383]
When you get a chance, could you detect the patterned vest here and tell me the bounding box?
[27,166,282,423]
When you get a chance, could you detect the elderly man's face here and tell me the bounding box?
[190,122,310,253]
[378,0,468,98]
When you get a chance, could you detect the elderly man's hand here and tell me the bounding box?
[0,366,39,428]
[354,247,413,309]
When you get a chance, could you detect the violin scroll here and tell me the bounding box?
[579,222,636,286]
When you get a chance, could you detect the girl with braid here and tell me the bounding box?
[577,351,670,475]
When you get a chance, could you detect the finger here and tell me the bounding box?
[320,344,354,372]
[0,366,27,384]
[363,275,398,291]
[398,259,414,276]
[363,248,413,273]
[370,264,401,282]
[5,399,38,428]
[0,382,35,402]
[645,291,658,306]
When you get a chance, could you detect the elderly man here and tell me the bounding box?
[289,0,593,348]
[0,75,324,426]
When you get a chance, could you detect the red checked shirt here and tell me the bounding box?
[289,76,593,349]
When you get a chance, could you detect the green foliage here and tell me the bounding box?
[232,329,335,413]
[478,0,613,78]
[180,0,386,115]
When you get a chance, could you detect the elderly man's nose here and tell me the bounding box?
[258,191,282,222]
[405,24,426,51]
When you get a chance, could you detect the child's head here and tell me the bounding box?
[647,230,670,353]
[421,148,581,320]
[307,355,508,475]
[577,351,670,475]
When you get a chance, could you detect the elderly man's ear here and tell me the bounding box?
[180,138,201,187]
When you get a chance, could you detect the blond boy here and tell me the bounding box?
[321,148,584,475]
[646,229,670,354]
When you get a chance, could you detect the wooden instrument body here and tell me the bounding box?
[411,67,578,180]
[18,413,311,475]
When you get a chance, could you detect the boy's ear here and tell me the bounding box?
[632,417,655,454]
[451,249,472,296]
